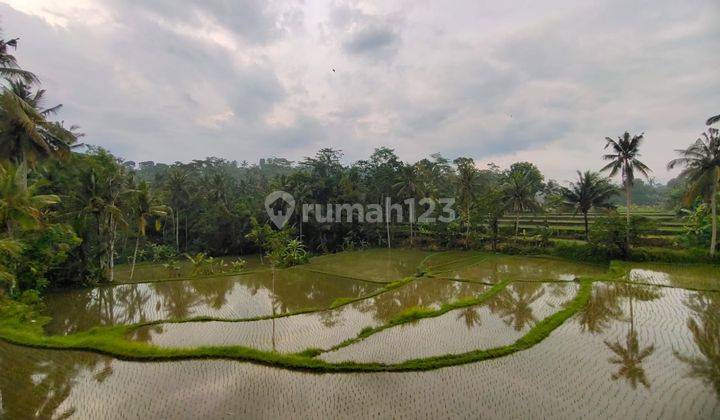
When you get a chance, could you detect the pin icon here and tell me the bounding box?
[265,190,295,228]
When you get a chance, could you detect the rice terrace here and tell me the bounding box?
[1,0,720,419]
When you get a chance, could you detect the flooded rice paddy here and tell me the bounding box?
[1,249,719,418]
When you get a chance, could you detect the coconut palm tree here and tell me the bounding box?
[393,164,420,246]
[0,36,37,83]
[504,170,540,235]
[0,163,59,237]
[601,132,651,248]
[453,157,479,246]
[0,80,80,185]
[667,128,720,256]
[165,167,191,252]
[129,181,168,280]
[560,171,618,240]
[707,114,720,126]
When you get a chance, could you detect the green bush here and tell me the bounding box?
[589,213,655,258]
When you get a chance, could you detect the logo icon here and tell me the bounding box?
[265,190,295,228]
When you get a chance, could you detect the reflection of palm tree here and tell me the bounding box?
[605,329,654,389]
[491,283,545,331]
[674,292,720,396]
[578,284,623,334]
[603,291,656,389]
[456,307,482,329]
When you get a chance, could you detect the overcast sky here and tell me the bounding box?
[1,0,718,182]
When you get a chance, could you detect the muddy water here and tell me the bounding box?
[4,255,719,418]
[320,282,578,363]
[303,248,432,282]
[432,254,606,282]
[1,284,718,418]
[129,278,489,352]
[43,269,382,335]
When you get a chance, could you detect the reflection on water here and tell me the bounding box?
[1,284,720,417]
[578,283,661,388]
[43,270,381,335]
[129,278,491,351]
[321,282,578,364]
[303,248,431,282]
[675,291,720,395]
[626,263,720,290]
[435,255,605,283]
[0,340,108,419]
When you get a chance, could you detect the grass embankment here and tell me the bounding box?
[308,279,511,356]
[0,278,592,372]
[121,276,417,331]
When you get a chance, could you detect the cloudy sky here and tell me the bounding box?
[1,0,718,182]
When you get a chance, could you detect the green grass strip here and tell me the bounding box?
[122,277,418,331]
[0,279,590,372]
[314,279,512,355]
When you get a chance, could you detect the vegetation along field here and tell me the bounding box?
[1,4,720,419]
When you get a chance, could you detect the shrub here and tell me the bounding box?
[589,213,655,258]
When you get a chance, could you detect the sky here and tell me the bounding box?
[1,0,718,183]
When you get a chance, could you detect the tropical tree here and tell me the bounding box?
[0,80,79,183]
[453,157,478,246]
[0,163,59,237]
[601,132,651,248]
[0,36,37,83]
[164,167,192,252]
[667,128,720,256]
[504,170,540,234]
[0,237,23,294]
[560,171,618,240]
[393,164,420,246]
[707,114,720,126]
[129,181,168,280]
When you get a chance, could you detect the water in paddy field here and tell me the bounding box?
[1,250,719,418]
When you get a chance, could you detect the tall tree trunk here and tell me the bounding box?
[385,196,391,249]
[625,179,631,251]
[465,205,471,248]
[108,214,116,283]
[583,212,589,241]
[711,168,718,257]
[130,235,140,280]
[175,210,180,252]
[515,213,520,236]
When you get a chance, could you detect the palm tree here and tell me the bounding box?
[453,158,478,246]
[601,132,651,248]
[667,128,720,256]
[560,171,618,240]
[504,171,540,235]
[393,164,420,246]
[165,167,191,252]
[0,36,37,83]
[75,163,129,282]
[0,80,79,185]
[707,114,720,126]
[0,163,59,237]
[129,181,168,280]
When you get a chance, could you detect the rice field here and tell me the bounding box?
[1,249,718,418]
[498,210,683,240]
